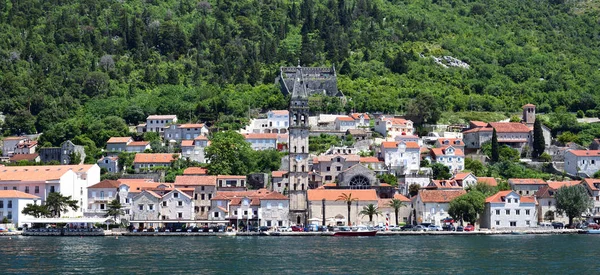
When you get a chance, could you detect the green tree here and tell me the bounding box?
[491,128,499,162]
[205,131,255,175]
[448,191,486,226]
[105,199,124,222]
[359,204,381,223]
[532,119,545,158]
[21,203,50,218]
[378,174,398,187]
[465,158,485,176]
[554,185,593,226]
[466,182,498,196]
[44,192,79,218]
[69,151,82,165]
[388,198,407,226]
[408,183,420,197]
[431,162,451,180]
[336,193,358,226]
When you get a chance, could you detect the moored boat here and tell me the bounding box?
[583,229,600,234]
[333,226,377,237]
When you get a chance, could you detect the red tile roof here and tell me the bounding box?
[359,157,381,163]
[463,127,493,134]
[436,138,463,146]
[127,141,150,147]
[147,115,177,120]
[307,189,378,201]
[382,141,420,149]
[430,180,462,189]
[489,122,531,133]
[453,172,474,181]
[181,140,194,147]
[133,153,178,163]
[0,190,40,199]
[213,189,287,201]
[88,180,121,189]
[470,121,488,127]
[382,117,411,125]
[117,179,161,193]
[194,135,208,141]
[243,133,278,140]
[0,165,95,181]
[583,178,600,191]
[485,190,536,203]
[350,113,370,120]
[547,181,580,190]
[477,177,498,186]
[566,150,600,157]
[9,153,39,162]
[217,175,246,179]
[183,167,207,175]
[270,110,289,115]
[314,154,361,162]
[3,136,27,141]
[508,178,547,185]
[107,137,132,143]
[271,171,288,178]
[179,123,205,129]
[174,175,217,186]
[523,104,536,108]
[418,190,466,203]
[336,116,355,122]
[430,147,464,157]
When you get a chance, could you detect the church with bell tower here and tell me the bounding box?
[288,64,310,225]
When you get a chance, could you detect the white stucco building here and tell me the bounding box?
[241,110,289,134]
[380,141,421,175]
[565,150,600,177]
[374,116,414,139]
[0,190,41,227]
[412,190,466,226]
[481,191,537,229]
[428,146,465,173]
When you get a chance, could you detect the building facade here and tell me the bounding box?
[481,191,537,229]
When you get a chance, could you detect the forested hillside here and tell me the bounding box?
[2,0,600,149]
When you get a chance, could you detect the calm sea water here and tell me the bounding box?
[0,234,598,274]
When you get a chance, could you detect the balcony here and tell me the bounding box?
[88,197,113,203]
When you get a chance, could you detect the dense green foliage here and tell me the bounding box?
[491,129,499,162]
[448,191,486,226]
[554,185,593,225]
[3,0,600,148]
[388,198,407,226]
[532,119,545,158]
[359,203,381,222]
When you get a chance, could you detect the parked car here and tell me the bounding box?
[278,226,292,232]
[259,226,271,232]
[401,225,414,231]
[552,222,564,229]
[442,224,456,231]
[291,226,304,232]
[428,225,442,231]
[412,225,427,232]
[464,224,475,232]
[389,225,400,231]
[456,226,464,232]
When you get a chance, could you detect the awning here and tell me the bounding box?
[21,217,111,224]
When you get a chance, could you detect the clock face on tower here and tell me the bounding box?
[295,155,303,162]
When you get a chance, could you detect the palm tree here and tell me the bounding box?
[45,192,79,218]
[336,193,358,226]
[388,198,407,226]
[105,199,124,222]
[359,204,381,223]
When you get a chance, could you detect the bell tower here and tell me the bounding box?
[522,104,536,126]
[288,64,310,225]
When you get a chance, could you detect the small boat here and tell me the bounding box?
[584,229,600,234]
[510,231,525,235]
[333,226,377,237]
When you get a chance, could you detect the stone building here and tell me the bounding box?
[277,65,343,98]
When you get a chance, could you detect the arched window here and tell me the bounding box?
[294,146,297,153]
[301,146,305,153]
[301,165,305,172]
[293,165,297,172]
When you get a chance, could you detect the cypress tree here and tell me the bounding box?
[491,128,499,162]
[532,119,545,158]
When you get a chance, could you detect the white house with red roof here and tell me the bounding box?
[244,133,278,151]
[374,115,414,139]
[334,116,356,131]
[508,178,547,196]
[2,136,29,157]
[349,113,370,127]
[380,141,421,175]
[359,157,387,174]
[536,181,580,224]
[13,139,37,155]
[412,189,466,226]
[452,172,477,188]
[126,141,151,153]
[85,180,120,218]
[0,190,41,227]
[181,135,209,163]
[208,189,289,228]
[481,191,537,229]
[138,115,178,135]
[106,137,133,152]
[564,150,600,177]
[133,153,180,172]
[97,156,119,173]
[434,138,464,151]
[240,110,289,134]
[271,171,289,194]
[129,188,195,229]
[427,146,465,173]
[312,154,361,183]
[582,178,600,218]
[174,175,217,219]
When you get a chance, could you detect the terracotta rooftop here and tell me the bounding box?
[381,141,420,149]
[271,171,288,178]
[217,175,246,180]
[9,153,39,162]
[477,177,498,186]
[243,133,278,140]
[436,138,463,145]
[133,153,178,163]
[3,136,27,141]
[359,157,381,163]
[107,137,132,144]
[181,140,194,147]
[183,167,207,175]
[470,121,488,127]
[314,154,361,163]
[127,141,150,147]
[508,178,547,185]
[378,193,411,207]
[336,116,355,122]
[382,117,411,126]
[566,150,600,157]
[350,113,370,120]
[88,180,121,189]
[488,122,531,133]
[118,179,161,193]
[523,104,536,108]
[547,181,580,190]
[213,189,287,201]
[0,165,95,181]
[429,180,462,189]
[16,141,37,148]
[418,190,466,203]
[430,147,464,157]
[194,135,209,141]
[270,110,289,115]
[0,190,40,199]
[174,176,217,186]
[583,178,600,191]
[485,190,536,204]
[179,123,205,129]
[307,189,378,201]
[463,127,493,134]
[453,172,474,181]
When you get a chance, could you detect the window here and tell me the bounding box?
[208,194,212,200]
[178,201,183,206]
[254,211,258,216]
[50,186,55,193]
[35,186,39,194]
[12,187,16,190]
[138,204,144,210]
[510,221,516,227]
[201,194,205,200]
[496,221,500,226]
[526,220,530,226]
[7,200,12,209]
[214,212,219,218]
[244,210,248,216]
[505,209,510,215]
[201,186,205,191]
[0,201,3,208]
[516,209,520,215]
[162,215,166,220]
[234,210,238,216]
[495,209,500,215]
[201,206,205,212]
[148,204,154,211]
[25,186,29,193]
[162,201,167,207]
[525,210,530,215]
[507,198,511,203]
[325,176,332,181]
[326,166,331,172]
[174,193,179,198]
[336,166,341,171]
[178,212,183,218]
[7,211,12,220]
